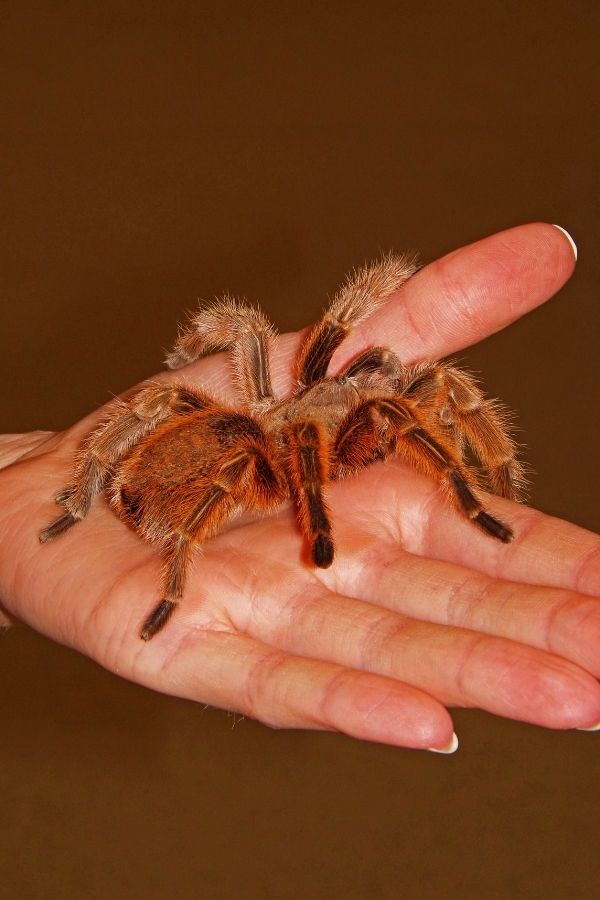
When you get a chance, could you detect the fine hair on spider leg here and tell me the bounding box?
[400,361,528,501]
[165,297,276,410]
[296,252,419,388]
[39,252,522,640]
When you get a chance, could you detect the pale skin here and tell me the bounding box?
[1,222,599,752]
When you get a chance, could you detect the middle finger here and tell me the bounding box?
[231,578,600,730]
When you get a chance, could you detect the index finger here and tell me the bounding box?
[334,221,577,368]
[165,222,577,399]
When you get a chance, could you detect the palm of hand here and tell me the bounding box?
[2,224,599,750]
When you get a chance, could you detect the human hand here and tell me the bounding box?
[1,222,599,752]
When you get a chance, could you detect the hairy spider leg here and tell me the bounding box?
[165,298,276,409]
[39,383,211,543]
[336,351,523,502]
[296,253,418,389]
[402,364,527,501]
[285,420,334,568]
[140,436,286,640]
[334,396,513,542]
[140,536,192,639]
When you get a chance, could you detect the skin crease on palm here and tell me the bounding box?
[1,222,600,754]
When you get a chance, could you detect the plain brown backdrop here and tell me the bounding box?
[1,2,599,898]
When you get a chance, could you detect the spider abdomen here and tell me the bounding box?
[109,409,282,544]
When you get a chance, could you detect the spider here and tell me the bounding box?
[39,254,526,640]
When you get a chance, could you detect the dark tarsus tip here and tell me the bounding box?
[39,512,78,543]
[312,533,334,568]
[474,511,513,543]
[140,599,177,641]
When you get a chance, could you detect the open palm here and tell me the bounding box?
[2,223,599,751]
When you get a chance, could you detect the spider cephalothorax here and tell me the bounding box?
[40,254,526,639]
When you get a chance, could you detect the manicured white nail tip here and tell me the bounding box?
[577,721,600,732]
[428,732,459,754]
[552,224,578,260]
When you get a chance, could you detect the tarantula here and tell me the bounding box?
[39,254,525,640]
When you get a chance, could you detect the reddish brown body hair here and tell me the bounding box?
[40,254,525,639]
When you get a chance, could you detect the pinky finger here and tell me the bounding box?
[145,629,457,752]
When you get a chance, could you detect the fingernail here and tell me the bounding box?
[552,224,578,261]
[428,732,459,754]
[577,721,600,732]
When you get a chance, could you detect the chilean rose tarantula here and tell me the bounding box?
[40,254,526,640]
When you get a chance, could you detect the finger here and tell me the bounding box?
[50,222,575,446]
[169,222,577,398]
[334,221,577,367]
[331,459,600,600]
[0,432,55,469]
[129,628,455,751]
[6,528,453,753]
[232,580,600,731]
[418,487,600,598]
[339,540,600,679]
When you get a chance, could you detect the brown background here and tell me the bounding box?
[1,2,599,898]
